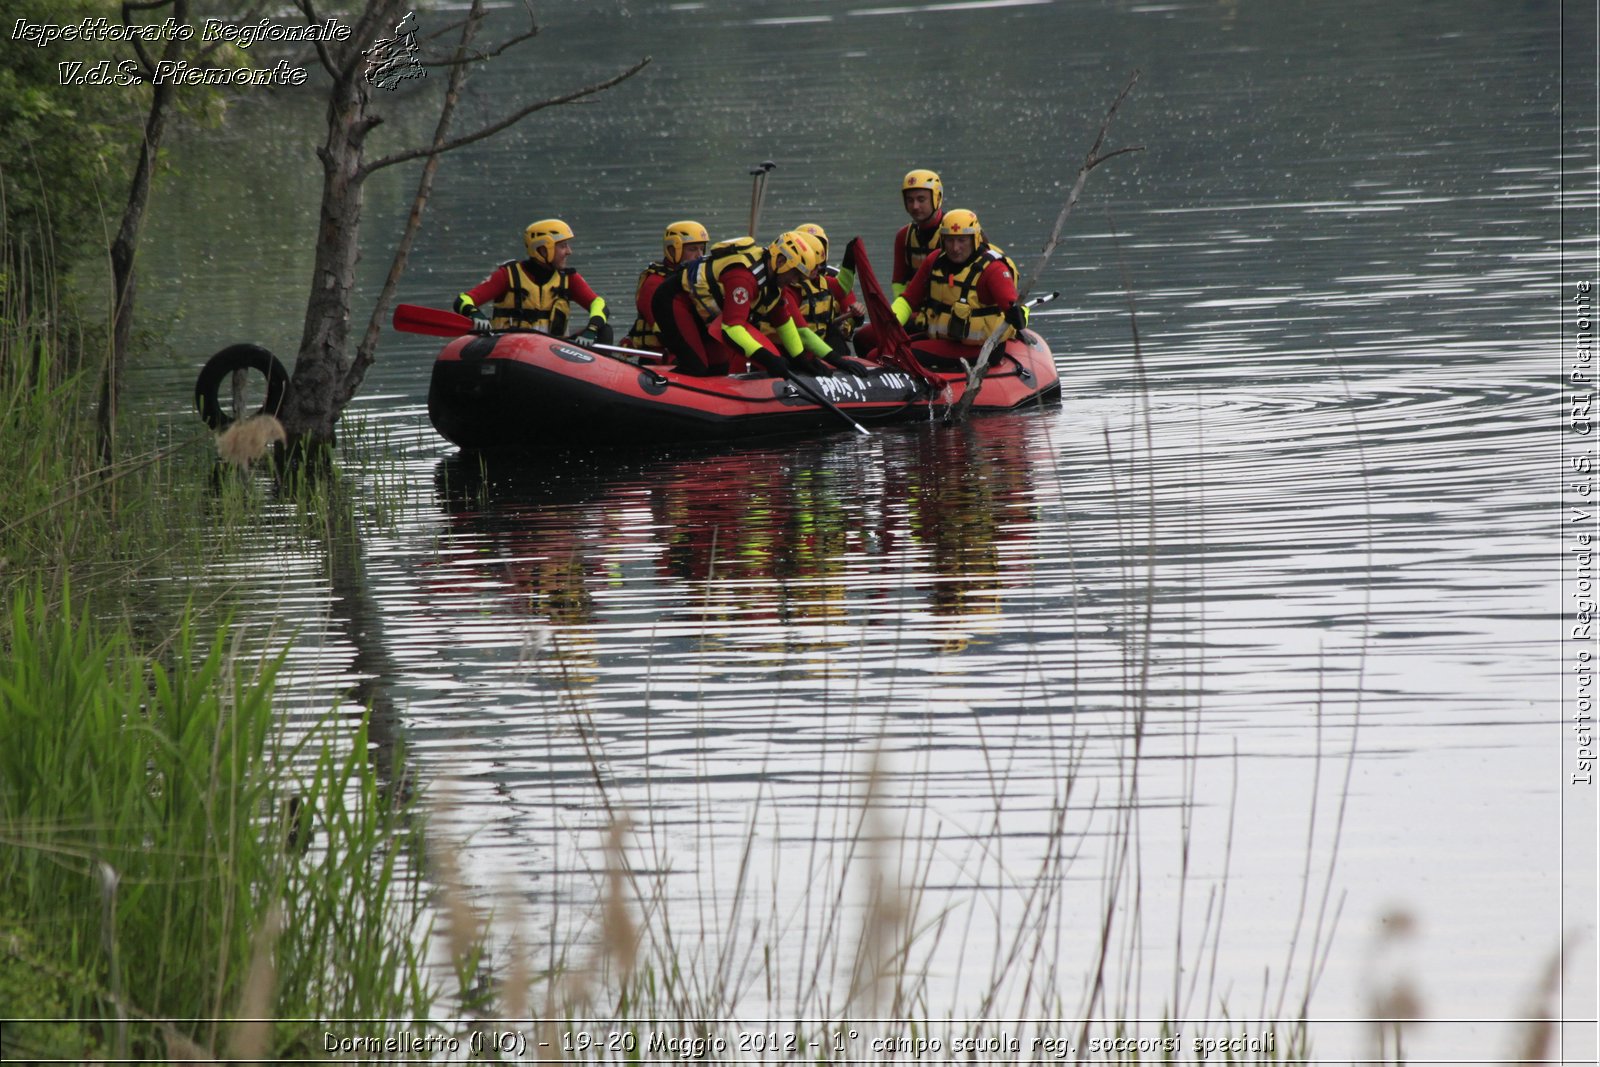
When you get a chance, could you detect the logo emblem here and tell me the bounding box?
[731,286,750,304]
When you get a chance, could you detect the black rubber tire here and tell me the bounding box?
[194,344,289,430]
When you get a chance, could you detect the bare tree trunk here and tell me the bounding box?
[97,1,188,465]
[279,31,392,450]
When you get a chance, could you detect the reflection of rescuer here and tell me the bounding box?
[453,219,611,342]
[651,230,840,377]
[889,209,1029,367]
[624,220,709,352]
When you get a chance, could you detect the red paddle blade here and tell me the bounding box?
[394,303,472,337]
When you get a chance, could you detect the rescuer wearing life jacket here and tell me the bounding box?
[624,220,709,353]
[852,168,947,355]
[652,230,838,377]
[889,208,1029,367]
[781,223,866,355]
[891,169,946,297]
[453,219,611,343]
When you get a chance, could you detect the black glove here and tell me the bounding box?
[583,316,613,345]
[1004,303,1028,332]
[841,241,857,273]
[462,305,493,333]
[824,348,857,371]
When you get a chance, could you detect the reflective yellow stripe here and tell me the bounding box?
[721,323,765,357]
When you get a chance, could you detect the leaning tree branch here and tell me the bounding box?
[360,55,651,176]
[420,0,537,64]
[121,0,169,76]
[946,69,1144,423]
[1015,70,1143,299]
[292,0,341,81]
[420,24,540,68]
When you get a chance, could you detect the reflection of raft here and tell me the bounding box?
[426,330,1061,449]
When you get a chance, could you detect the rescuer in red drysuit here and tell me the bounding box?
[651,230,838,377]
[889,208,1030,368]
[453,218,611,342]
[624,220,709,353]
[853,168,947,355]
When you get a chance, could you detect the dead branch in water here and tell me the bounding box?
[946,70,1144,423]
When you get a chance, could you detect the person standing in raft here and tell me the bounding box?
[453,219,612,343]
[853,168,946,354]
[652,230,839,377]
[887,208,1030,368]
[623,220,709,354]
[891,168,947,298]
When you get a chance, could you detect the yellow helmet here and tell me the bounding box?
[524,218,574,265]
[939,208,982,246]
[663,220,710,265]
[768,229,824,276]
[902,168,943,212]
[796,223,829,264]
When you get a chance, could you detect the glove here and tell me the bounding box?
[841,241,857,274]
[1004,303,1029,332]
[462,305,493,333]
[583,315,612,345]
[824,349,861,374]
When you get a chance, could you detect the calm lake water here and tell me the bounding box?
[132,0,1595,1060]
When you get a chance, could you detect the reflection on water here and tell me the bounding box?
[129,0,1594,1058]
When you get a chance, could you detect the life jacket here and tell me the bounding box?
[770,267,856,343]
[901,211,944,277]
[922,245,1020,346]
[801,268,843,325]
[684,238,780,322]
[492,259,573,334]
[624,260,673,350]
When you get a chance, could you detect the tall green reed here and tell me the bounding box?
[0,585,434,1059]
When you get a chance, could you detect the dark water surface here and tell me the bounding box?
[134,0,1595,1059]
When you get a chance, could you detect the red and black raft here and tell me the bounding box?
[423,329,1060,449]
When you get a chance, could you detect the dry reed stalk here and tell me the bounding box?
[1363,908,1424,1065]
[215,414,286,467]
[1502,935,1575,1065]
[226,901,283,1062]
[600,816,639,980]
[846,747,912,1017]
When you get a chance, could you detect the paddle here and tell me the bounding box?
[769,358,870,437]
[396,302,665,361]
[394,302,474,336]
[747,160,777,237]
[585,342,665,363]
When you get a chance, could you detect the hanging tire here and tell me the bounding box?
[194,344,289,430]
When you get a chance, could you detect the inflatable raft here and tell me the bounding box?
[425,329,1060,449]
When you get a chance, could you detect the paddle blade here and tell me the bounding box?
[394,303,473,337]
